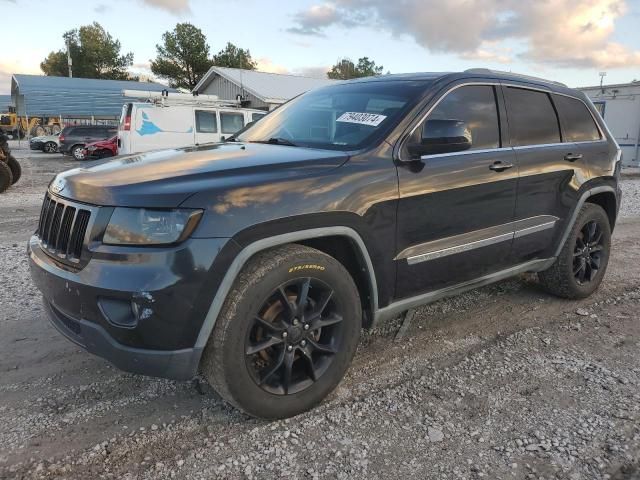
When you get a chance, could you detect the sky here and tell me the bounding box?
[2,0,640,95]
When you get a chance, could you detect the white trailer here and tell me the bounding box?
[117,90,267,155]
[581,82,640,167]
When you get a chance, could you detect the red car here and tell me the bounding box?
[82,136,118,159]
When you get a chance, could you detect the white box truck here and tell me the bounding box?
[117,90,267,155]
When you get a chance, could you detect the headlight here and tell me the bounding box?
[103,208,203,246]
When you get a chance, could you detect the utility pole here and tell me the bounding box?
[599,71,606,93]
[66,37,73,78]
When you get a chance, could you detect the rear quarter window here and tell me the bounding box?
[505,87,561,147]
[553,95,601,142]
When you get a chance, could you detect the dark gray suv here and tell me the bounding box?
[58,125,117,160]
[29,69,621,419]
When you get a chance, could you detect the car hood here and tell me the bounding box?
[52,142,349,207]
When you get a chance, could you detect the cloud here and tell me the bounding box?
[94,3,109,13]
[255,58,291,75]
[0,58,41,95]
[289,0,640,69]
[140,0,190,14]
[287,3,348,36]
[294,66,330,79]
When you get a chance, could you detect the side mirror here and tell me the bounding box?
[406,119,472,158]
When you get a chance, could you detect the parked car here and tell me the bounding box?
[28,69,622,419]
[117,102,267,155]
[29,133,60,153]
[82,136,117,159]
[59,125,117,160]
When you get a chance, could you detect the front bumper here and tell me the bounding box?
[28,234,236,380]
[44,300,201,380]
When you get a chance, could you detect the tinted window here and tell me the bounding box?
[251,112,266,122]
[505,87,560,146]
[554,95,601,142]
[195,110,218,133]
[422,85,500,151]
[220,112,244,134]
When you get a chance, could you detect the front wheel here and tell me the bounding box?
[538,203,611,299]
[201,244,362,419]
[44,142,57,153]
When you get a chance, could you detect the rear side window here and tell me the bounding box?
[220,112,244,134]
[553,95,601,142]
[505,87,561,146]
[195,110,218,133]
[425,85,501,150]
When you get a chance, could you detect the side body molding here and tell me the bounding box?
[194,227,379,350]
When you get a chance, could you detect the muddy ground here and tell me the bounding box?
[1,142,639,479]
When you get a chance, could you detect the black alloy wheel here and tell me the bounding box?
[573,220,605,285]
[245,277,343,395]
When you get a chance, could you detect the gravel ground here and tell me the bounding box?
[1,144,639,479]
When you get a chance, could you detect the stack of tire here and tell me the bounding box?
[0,133,21,193]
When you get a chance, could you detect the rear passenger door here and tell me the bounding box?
[504,85,590,263]
[395,84,518,298]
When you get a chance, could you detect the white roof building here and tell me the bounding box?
[193,67,336,110]
[580,81,640,167]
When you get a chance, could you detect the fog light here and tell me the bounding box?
[98,297,138,328]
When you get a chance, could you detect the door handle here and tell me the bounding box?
[564,153,583,162]
[489,161,514,172]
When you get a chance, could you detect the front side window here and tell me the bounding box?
[220,112,245,134]
[195,110,218,133]
[420,85,500,152]
[251,112,266,122]
[553,95,601,142]
[505,87,561,146]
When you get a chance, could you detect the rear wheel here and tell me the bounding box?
[201,244,362,419]
[0,161,13,193]
[71,145,85,160]
[7,155,21,184]
[538,203,611,299]
[44,142,57,153]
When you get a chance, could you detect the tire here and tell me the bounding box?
[44,142,58,153]
[201,244,362,419]
[71,145,85,160]
[7,155,21,184]
[0,161,13,193]
[31,125,45,137]
[538,203,611,299]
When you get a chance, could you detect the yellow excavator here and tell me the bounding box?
[0,109,62,138]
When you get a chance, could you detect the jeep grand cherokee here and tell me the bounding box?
[28,69,622,419]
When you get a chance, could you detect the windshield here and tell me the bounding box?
[236,80,430,150]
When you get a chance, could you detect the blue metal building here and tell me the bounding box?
[0,95,13,110]
[11,75,176,118]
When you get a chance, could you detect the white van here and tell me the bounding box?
[117,97,267,155]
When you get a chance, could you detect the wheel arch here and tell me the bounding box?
[193,227,379,352]
[554,184,618,257]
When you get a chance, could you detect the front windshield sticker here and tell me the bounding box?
[336,112,387,127]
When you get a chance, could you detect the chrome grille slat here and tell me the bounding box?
[36,193,95,268]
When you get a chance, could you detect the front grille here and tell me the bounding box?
[37,193,94,264]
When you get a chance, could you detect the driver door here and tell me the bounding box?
[395,83,518,299]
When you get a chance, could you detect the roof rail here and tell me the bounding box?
[464,68,567,87]
[121,89,241,108]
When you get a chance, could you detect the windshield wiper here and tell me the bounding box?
[253,137,298,147]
